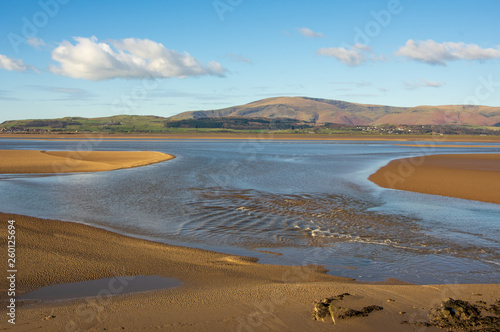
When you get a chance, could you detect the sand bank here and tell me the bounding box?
[0,150,174,173]
[369,154,500,204]
[1,212,498,331]
[395,143,500,148]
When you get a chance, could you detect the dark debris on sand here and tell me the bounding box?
[429,298,500,331]
[403,298,500,331]
[312,293,383,324]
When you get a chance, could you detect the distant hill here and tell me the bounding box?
[1,115,168,133]
[2,97,500,134]
[170,97,500,126]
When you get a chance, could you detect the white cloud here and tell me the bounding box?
[50,36,226,81]
[296,28,325,38]
[27,37,46,49]
[422,80,443,88]
[0,54,36,72]
[317,44,380,66]
[404,79,445,90]
[226,53,252,64]
[396,39,500,65]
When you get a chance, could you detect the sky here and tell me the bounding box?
[1,0,500,122]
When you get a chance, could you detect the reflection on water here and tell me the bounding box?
[185,188,499,283]
[0,139,499,284]
[18,276,182,301]
[189,188,496,258]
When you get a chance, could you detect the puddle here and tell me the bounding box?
[19,275,182,301]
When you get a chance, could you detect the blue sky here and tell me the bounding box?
[1,0,500,122]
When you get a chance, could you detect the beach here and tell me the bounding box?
[2,212,499,331]
[369,153,500,205]
[1,146,499,331]
[0,150,174,173]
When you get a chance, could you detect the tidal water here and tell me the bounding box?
[1,138,499,284]
[18,276,182,302]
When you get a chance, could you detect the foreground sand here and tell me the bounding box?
[0,150,174,173]
[1,213,498,331]
[369,154,500,205]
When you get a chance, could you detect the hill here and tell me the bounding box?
[1,115,168,133]
[2,97,500,134]
[170,97,500,126]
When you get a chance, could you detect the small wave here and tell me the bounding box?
[182,187,498,262]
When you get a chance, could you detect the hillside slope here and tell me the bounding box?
[170,97,500,126]
[3,97,500,131]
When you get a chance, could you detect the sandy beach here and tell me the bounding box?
[369,153,500,205]
[395,143,500,148]
[1,147,499,331]
[1,212,499,331]
[0,150,174,173]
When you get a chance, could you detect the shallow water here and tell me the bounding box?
[18,276,182,301]
[1,138,499,284]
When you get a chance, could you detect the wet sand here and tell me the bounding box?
[0,150,174,173]
[369,154,500,204]
[1,144,499,330]
[1,212,499,331]
[395,143,500,148]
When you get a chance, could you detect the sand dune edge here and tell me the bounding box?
[0,150,175,173]
[369,153,500,204]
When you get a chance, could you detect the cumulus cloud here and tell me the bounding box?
[296,28,325,38]
[50,36,226,81]
[404,79,445,90]
[317,44,382,66]
[396,39,500,65]
[0,54,37,72]
[318,45,365,66]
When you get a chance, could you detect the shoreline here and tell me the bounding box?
[2,132,500,142]
[0,150,175,174]
[369,153,500,205]
[1,212,499,331]
[1,143,499,330]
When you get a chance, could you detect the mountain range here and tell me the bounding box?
[2,97,500,132]
[170,97,500,126]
